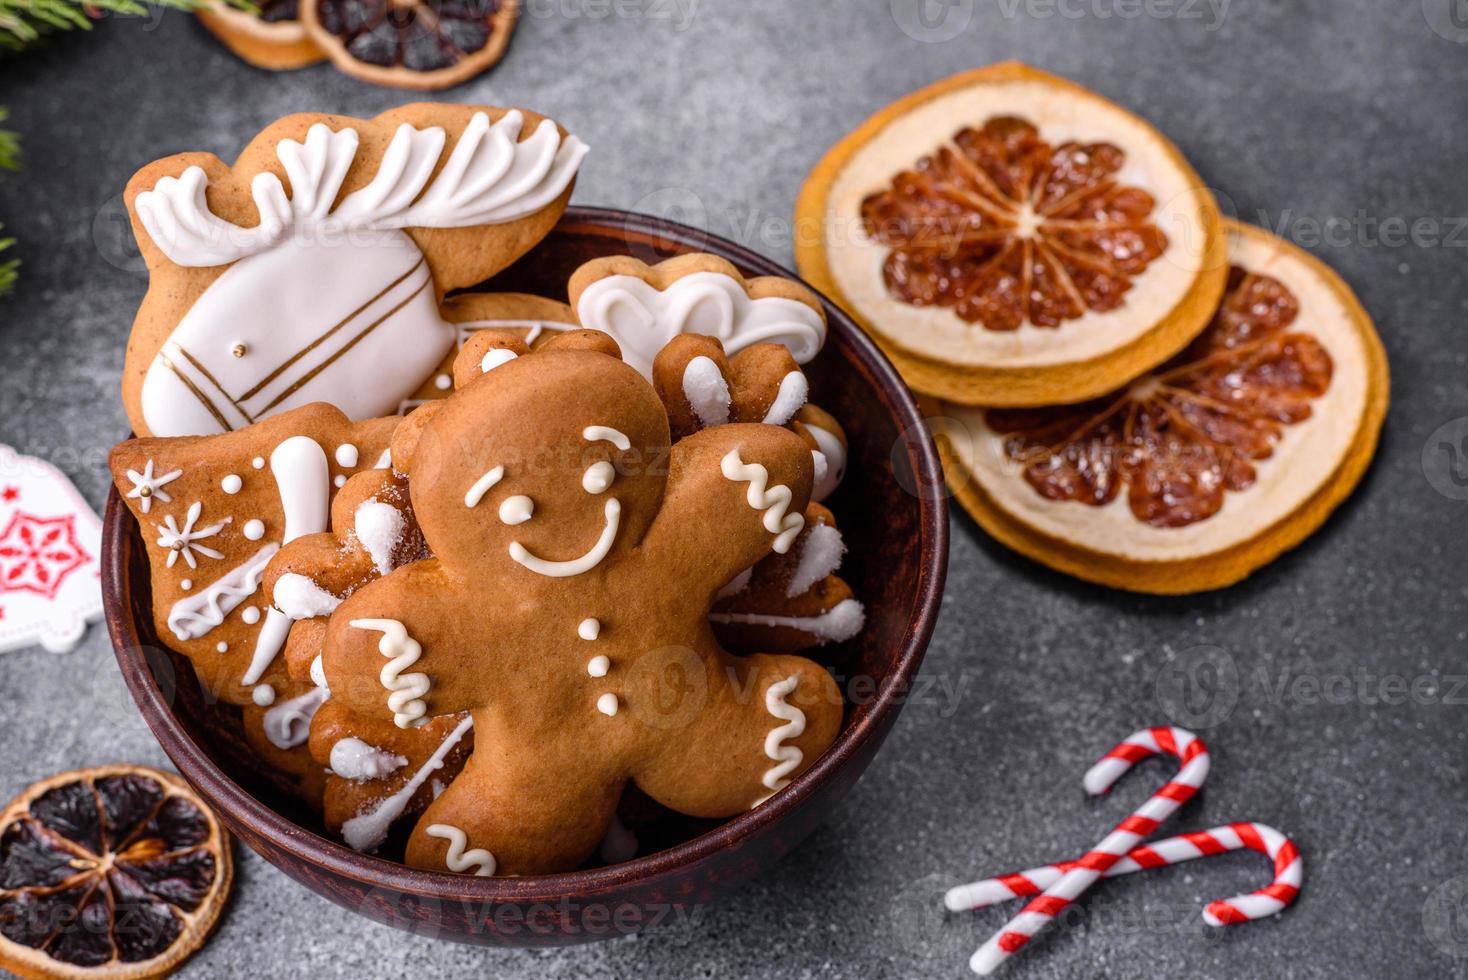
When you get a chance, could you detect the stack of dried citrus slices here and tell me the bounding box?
[197,0,519,90]
[797,63,1389,593]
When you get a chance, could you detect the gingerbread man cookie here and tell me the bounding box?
[124,104,588,438]
[319,344,843,875]
[109,403,398,706]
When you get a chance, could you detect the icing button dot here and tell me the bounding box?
[216,642,228,653]
[242,606,261,625]
[336,444,360,468]
[334,475,347,489]
[221,474,243,494]
[596,693,619,717]
[243,519,265,541]
[252,457,265,470]
[587,655,610,678]
[578,618,601,641]
[435,373,453,390]
[180,579,192,591]
[252,684,276,707]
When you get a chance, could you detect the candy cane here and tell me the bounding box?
[969,727,1211,975]
[945,822,1303,926]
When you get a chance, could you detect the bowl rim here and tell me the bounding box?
[104,205,950,903]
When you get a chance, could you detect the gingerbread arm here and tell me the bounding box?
[637,422,814,603]
[320,563,487,727]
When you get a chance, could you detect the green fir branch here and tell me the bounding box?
[0,226,16,297]
[0,0,255,49]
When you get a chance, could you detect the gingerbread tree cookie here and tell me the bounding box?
[319,344,844,875]
[124,104,588,438]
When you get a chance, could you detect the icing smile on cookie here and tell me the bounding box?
[509,499,622,578]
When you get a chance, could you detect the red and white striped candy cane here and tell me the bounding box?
[945,821,1303,926]
[969,727,1211,975]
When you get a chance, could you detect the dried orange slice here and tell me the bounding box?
[937,220,1388,594]
[302,0,519,91]
[196,0,326,70]
[796,62,1228,407]
[0,766,231,980]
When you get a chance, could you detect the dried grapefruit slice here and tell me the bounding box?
[302,0,519,91]
[796,62,1228,407]
[937,220,1389,594]
[0,766,231,980]
[196,0,326,71]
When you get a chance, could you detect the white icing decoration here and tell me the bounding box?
[426,824,496,877]
[334,475,347,489]
[180,579,193,591]
[681,356,731,428]
[242,606,261,625]
[720,449,805,554]
[498,495,534,526]
[481,348,518,373]
[578,618,601,641]
[221,474,243,494]
[124,460,181,514]
[274,572,342,621]
[710,599,866,646]
[756,676,806,803]
[352,618,431,729]
[465,465,505,508]
[807,424,846,503]
[355,500,406,576]
[154,501,228,569]
[509,499,620,578]
[341,716,472,852]
[252,457,265,469]
[243,609,292,687]
[242,519,265,541]
[263,686,329,750]
[582,461,615,495]
[787,522,845,598]
[761,372,809,426]
[587,655,610,678]
[216,642,228,653]
[582,426,630,451]
[252,684,275,707]
[374,448,393,470]
[577,271,827,378]
[435,373,452,390]
[336,443,359,468]
[330,738,408,781]
[596,693,620,717]
[310,654,328,690]
[166,544,279,641]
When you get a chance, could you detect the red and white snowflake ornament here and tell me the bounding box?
[0,445,103,653]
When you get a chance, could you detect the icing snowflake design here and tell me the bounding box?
[155,502,229,569]
[0,513,92,602]
[125,460,183,515]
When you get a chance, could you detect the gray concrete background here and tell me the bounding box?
[2,1,1467,976]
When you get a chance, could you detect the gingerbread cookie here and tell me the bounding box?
[124,104,587,438]
[319,344,844,875]
[109,403,398,706]
[712,503,865,654]
[569,254,828,379]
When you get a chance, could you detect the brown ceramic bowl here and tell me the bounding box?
[103,207,948,947]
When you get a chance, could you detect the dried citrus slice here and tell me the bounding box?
[0,766,231,980]
[796,62,1228,407]
[196,0,326,71]
[302,0,519,91]
[936,220,1388,594]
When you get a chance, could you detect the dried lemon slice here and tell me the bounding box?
[0,766,231,980]
[197,0,326,70]
[936,220,1389,594]
[796,62,1228,407]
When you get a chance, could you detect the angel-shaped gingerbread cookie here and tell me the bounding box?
[124,104,587,438]
[319,343,843,875]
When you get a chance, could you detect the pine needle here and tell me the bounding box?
[0,108,20,172]
[0,0,255,48]
[0,226,16,297]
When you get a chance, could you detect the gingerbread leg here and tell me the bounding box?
[405,715,623,876]
[633,652,843,818]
